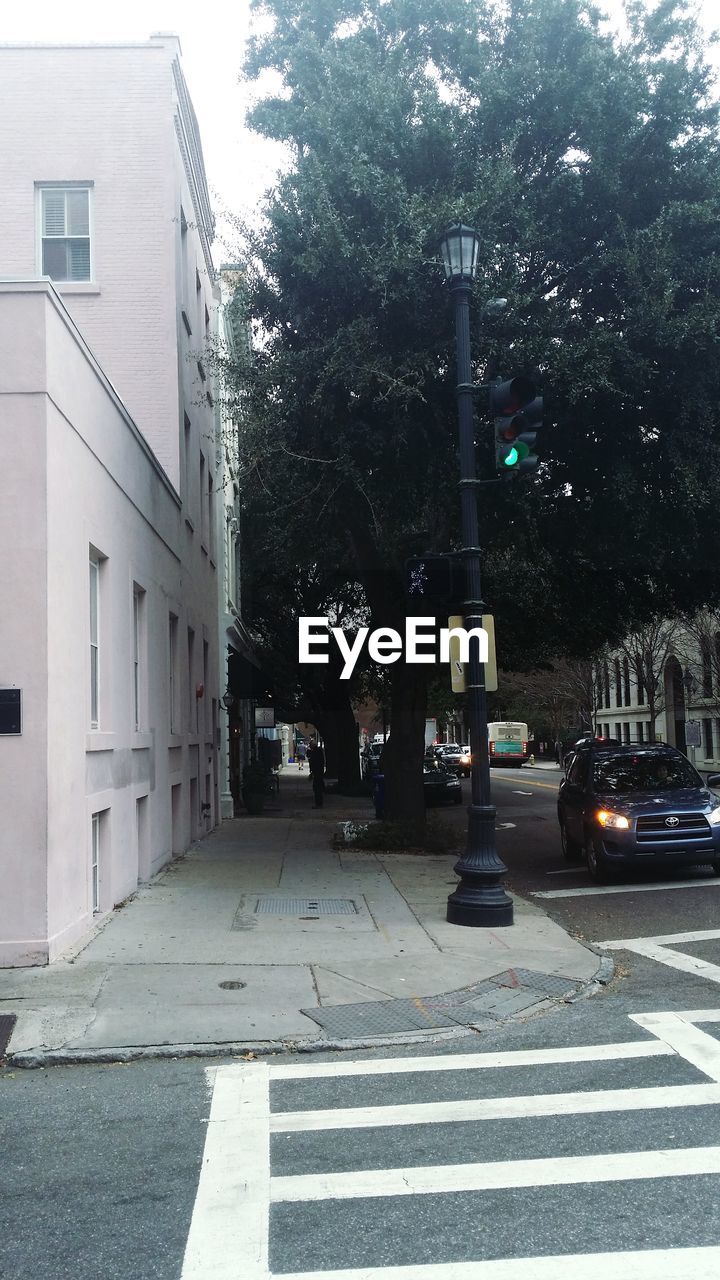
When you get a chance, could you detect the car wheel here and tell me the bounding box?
[585,832,609,883]
[711,861,720,876]
[559,815,582,862]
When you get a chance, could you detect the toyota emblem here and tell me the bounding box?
[665,816,680,828]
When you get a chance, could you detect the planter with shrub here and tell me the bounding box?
[242,761,268,815]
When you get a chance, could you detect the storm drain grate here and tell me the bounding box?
[254,896,358,916]
[302,969,584,1037]
[0,1014,17,1058]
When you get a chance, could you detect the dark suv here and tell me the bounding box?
[558,744,720,882]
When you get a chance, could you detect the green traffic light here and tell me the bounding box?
[504,447,519,466]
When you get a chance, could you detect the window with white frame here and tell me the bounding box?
[39,185,92,281]
[200,453,207,547]
[132,585,146,731]
[187,626,196,732]
[169,613,179,733]
[89,555,100,728]
[91,812,101,912]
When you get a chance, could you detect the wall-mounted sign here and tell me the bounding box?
[255,706,275,728]
[0,689,21,735]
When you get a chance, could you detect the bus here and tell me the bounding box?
[488,722,530,767]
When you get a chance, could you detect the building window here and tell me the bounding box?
[702,643,713,698]
[183,413,193,520]
[622,658,631,706]
[169,613,179,733]
[603,663,610,708]
[200,453,207,548]
[132,585,145,731]
[90,811,107,912]
[187,627,196,732]
[89,554,100,728]
[704,718,714,760]
[39,185,91,281]
[203,639,210,734]
[614,722,622,741]
[637,722,645,743]
[180,207,191,332]
[635,658,644,706]
[623,722,631,744]
[614,659,622,707]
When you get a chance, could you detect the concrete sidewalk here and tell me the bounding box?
[1,771,608,1067]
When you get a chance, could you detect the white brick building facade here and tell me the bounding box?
[0,37,222,965]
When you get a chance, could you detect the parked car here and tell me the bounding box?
[362,742,384,780]
[563,737,620,762]
[437,744,472,777]
[423,767,463,806]
[557,743,720,882]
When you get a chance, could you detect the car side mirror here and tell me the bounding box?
[707,774,720,788]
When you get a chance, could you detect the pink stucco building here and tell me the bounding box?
[0,36,222,965]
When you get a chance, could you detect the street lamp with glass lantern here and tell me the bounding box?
[439,222,514,927]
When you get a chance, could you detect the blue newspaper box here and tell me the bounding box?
[373,773,385,819]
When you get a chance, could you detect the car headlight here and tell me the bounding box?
[708,806,720,826]
[596,809,630,830]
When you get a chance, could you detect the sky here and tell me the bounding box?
[2,0,718,261]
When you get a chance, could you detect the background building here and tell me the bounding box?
[595,617,720,776]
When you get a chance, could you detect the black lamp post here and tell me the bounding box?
[439,223,514,927]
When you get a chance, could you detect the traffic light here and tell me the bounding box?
[490,376,542,475]
[405,555,464,608]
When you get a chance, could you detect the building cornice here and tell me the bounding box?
[172,58,216,283]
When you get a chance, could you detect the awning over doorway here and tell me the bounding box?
[227,650,274,702]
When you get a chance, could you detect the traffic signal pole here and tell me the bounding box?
[446,276,514,927]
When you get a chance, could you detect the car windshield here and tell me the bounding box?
[593,752,700,794]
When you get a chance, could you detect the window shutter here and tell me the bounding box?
[43,191,66,236]
[69,240,91,280]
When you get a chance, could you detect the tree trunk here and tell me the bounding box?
[319,711,339,779]
[383,663,428,821]
[344,511,428,821]
[332,698,361,791]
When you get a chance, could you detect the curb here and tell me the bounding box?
[7,957,613,1069]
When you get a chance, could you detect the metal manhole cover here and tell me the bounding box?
[254,896,357,916]
[0,1014,17,1058]
[218,980,247,990]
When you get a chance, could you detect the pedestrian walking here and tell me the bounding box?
[296,739,306,771]
[307,738,326,809]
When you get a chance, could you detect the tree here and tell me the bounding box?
[228,0,720,819]
[678,609,720,724]
[490,657,599,743]
[618,620,679,742]
[239,508,369,790]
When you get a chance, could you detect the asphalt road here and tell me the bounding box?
[449,764,720,973]
[5,768,720,1279]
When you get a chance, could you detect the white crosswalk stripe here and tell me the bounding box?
[598,928,720,985]
[181,1010,720,1280]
